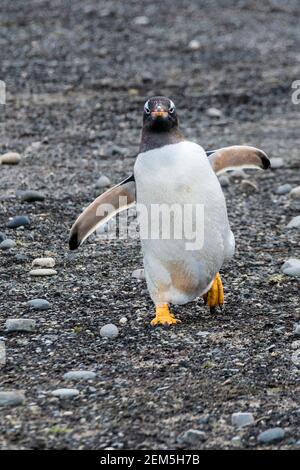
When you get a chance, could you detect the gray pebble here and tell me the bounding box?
[14,253,28,263]
[0,239,16,250]
[133,16,149,25]
[0,340,6,366]
[95,174,111,189]
[100,323,119,339]
[132,268,145,279]
[51,388,79,398]
[281,258,300,277]
[290,186,300,200]
[270,157,284,169]
[231,412,255,428]
[0,391,25,407]
[258,427,285,443]
[63,370,96,381]
[29,268,57,276]
[7,215,30,228]
[291,340,300,349]
[294,324,300,336]
[27,299,51,310]
[17,190,45,202]
[276,184,292,195]
[206,107,222,118]
[179,429,207,445]
[5,319,36,332]
[286,216,300,229]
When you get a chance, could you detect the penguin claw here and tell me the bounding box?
[151,304,180,326]
[204,273,224,312]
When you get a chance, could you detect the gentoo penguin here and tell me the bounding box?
[69,96,270,326]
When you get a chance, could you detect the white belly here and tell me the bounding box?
[134,141,234,305]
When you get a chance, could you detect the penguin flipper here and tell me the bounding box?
[206,146,270,176]
[69,175,136,250]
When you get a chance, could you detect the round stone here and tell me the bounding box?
[32,257,55,268]
[270,157,284,169]
[119,317,128,326]
[290,186,300,200]
[95,174,111,189]
[0,152,21,165]
[231,412,255,428]
[258,427,285,443]
[132,268,145,280]
[27,299,51,310]
[0,391,25,407]
[63,371,96,381]
[276,184,292,195]
[100,323,119,339]
[0,239,16,250]
[281,258,300,277]
[51,388,79,398]
[179,429,207,445]
[206,107,222,118]
[188,39,201,50]
[29,268,57,276]
[5,319,36,332]
[7,215,30,228]
[17,190,45,202]
[294,324,300,336]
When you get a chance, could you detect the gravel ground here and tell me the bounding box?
[1,0,300,450]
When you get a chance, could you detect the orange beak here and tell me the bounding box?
[151,111,168,118]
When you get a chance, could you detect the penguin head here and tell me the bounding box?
[143,96,178,132]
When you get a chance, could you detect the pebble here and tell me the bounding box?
[0,391,25,407]
[188,39,201,50]
[100,323,119,339]
[290,186,300,200]
[240,180,259,192]
[32,257,55,268]
[276,184,292,195]
[206,107,222,118]
[180,429,207,445]
[231,436,243,448]
[7,215,30,228]
[132,268,145,279]
[291,340,300,349]
[231,412,255,428]
[294,324,300,336]
[51,388,79,398]
[0,239,16,250]
[63,371,96,381]
[270,157,284,169]
[219,175,230,187]
[119,317,128,326]
[0,152,21,165]
[14,253,28,263]
[17,190,45,202]
[27,299,51,310]
[0,232,6,243]
[281,258,300,277]
[258,427,285,443]
[286,216,300,229]
[29,268,57,276]
[133,16,149,25]
[0,340,6,365]
[5,319,36,332]
[95,174,111,189]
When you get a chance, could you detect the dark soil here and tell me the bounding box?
[1,0,300,450]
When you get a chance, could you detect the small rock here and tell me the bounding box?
[51,388,79,399]
[231,436,243,448]
[219,175,230,187]
[179,429,206,445]
[0,340,6,365]
[119,317,128,326]
[188,39,201,50]
[29,268,57,276]
[17,190,45,202]
[0,232,6,243]
[291,340,300,349]
[231,412,255,428]
[275,184,292,195]
[132,268,145,279]
[240,180,259,192]
[100,323,119,339]
[133,16,149,25]
[281,258,300,277]
[32,257,55,268]
[0,152,21,165]
[294,324,300,336]
[7,215,30,228]
[206,107,222,118]
[63,371,96,381]
[286,216,300,229]
[290,186,300,200]
[5,319,36,332]
[0,391,25,407]
[14,253,28,263]
[95,174,111,189]
[0,239,16,250]
[258,427,285,443]
[270,157,284,169]
[27,299,51,310]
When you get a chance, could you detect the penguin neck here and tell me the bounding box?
[139,127,185,153]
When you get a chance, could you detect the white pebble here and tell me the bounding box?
[132,268,145,279]
[188,39,201,50]
[206,107,222,118]
[270,157,284,169]
[51,388,79,398]
[0,340,6,366]
[63,371,96,381]
[119,317,128,326]
[133,16,149,25]
[5,319,36,332]
[29,268,57,276]
[100,323,119,339]
[290,186,300,200]
[32,257,56,268]
[281,258,300,277]
[95,174,111,189]
[294,324,300,336]
[286,216,300,228]
[0,152,21,165]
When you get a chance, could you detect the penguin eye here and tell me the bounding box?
[144,102,151,114]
